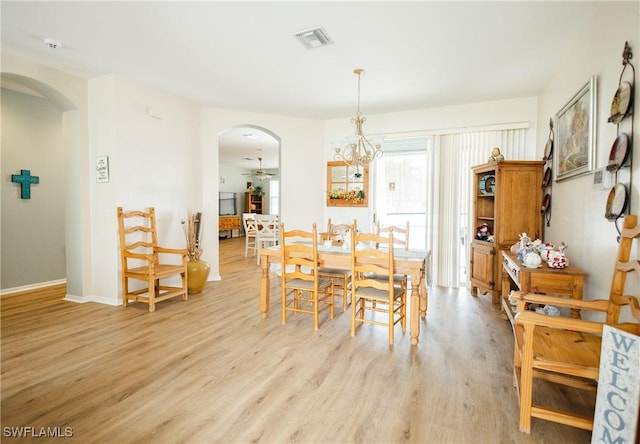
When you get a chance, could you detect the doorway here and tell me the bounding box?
[218,125,280,262]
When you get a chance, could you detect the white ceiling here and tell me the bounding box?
[1,1,601,169]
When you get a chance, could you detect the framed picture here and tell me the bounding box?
[555,76,596,181]
[96,156,109,183]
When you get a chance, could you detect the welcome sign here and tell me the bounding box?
[592,325,639,444]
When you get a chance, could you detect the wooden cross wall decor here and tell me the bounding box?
[11,169,40,199]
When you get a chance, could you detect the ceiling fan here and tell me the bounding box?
[243,157,273,180]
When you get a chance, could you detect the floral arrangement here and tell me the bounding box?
[182,211,204,261]
[329,188,365,201]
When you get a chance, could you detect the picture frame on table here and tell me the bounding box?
[555,75,596,181]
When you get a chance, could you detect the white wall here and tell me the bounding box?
[537,2,640,306]
[95,75,203,305]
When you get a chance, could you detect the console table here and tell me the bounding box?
[219,215,240,238]
[501,251,587,322]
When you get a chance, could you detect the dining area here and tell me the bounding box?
[253,218,430,346]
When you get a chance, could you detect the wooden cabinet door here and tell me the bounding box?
[470,240,495,291]
[494,163,543,245]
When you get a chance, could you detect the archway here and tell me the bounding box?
[218,124,280,263]
[1,73,84,297]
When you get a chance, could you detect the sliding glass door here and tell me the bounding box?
[372,140,432,252]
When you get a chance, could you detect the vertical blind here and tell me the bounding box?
[430,128,529,287]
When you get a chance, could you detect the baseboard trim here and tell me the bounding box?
[1,279,66,296]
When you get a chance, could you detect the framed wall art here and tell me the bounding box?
[555,75,596,181]
[96,156,110,183]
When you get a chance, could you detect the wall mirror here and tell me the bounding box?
[326,161,369,207]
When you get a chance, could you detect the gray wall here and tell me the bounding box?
[1,88,65,289]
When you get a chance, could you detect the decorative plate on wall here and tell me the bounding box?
[609,81,633,124]
[606,132,630,171]
[542,138,553,161]
[541,193,551,214]
[542,167,552,188]
[605,183,628,220]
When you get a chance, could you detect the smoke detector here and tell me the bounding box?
[44,38,62,49]
[293,27,333,49]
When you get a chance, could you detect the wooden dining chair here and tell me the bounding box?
[255,214,279,264]
[280,223,334,330]
[318,218,357,312]
[371,220,410,292]
[324,218,357,243]
[116,207,188,312]
[376,220,410,250]
[350,228,407,347]
[242,213,258,258]
[511,214,640,433]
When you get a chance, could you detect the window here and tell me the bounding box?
[269,180,279,216]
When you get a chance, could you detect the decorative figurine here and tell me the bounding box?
[488,147,505,163]
[476,223,492,241]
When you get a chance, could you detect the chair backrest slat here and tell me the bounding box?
[117,207,160,267]
[280,223,319,284]
[608,215,640,326]
[352,229,395,291]
[376,220,409,250]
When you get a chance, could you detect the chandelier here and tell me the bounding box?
[333,68,384,168]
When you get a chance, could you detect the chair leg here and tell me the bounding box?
[281,285,290,325]
[350,294,357,337]
[341,276,348,311]
[329,283,335,320]
[122,276,129,308]
[313,290,319,331]
[519,325,535,433]
[182,271,188,300]
[148,277,156,313]
[401,292,407,333]
[389,301,394,345]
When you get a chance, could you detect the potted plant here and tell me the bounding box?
[182,210,210,294]
[254,185,265,196]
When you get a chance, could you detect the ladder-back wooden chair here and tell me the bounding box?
[373,220,410,291]
[281,223,334,330]
[511,214,640,433]
[242,213,258,258]
[255,214,279,264]
[376,220,410,250]
[117,207,188,312]
[318,218,357,312]
[350,228,407,347]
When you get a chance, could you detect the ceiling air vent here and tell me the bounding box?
[293,27,333,49]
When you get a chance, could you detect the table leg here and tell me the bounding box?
[260,254,270,318]
[409,269,421,345]
[419,267,427,317]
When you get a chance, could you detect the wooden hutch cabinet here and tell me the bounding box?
[470,160,544,305]
[245,192,264,214]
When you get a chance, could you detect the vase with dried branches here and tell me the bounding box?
[182,211,210,294]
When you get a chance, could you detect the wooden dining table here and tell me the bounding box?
[258,244,430,345]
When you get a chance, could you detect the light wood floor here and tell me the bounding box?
[1,236,593,443]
